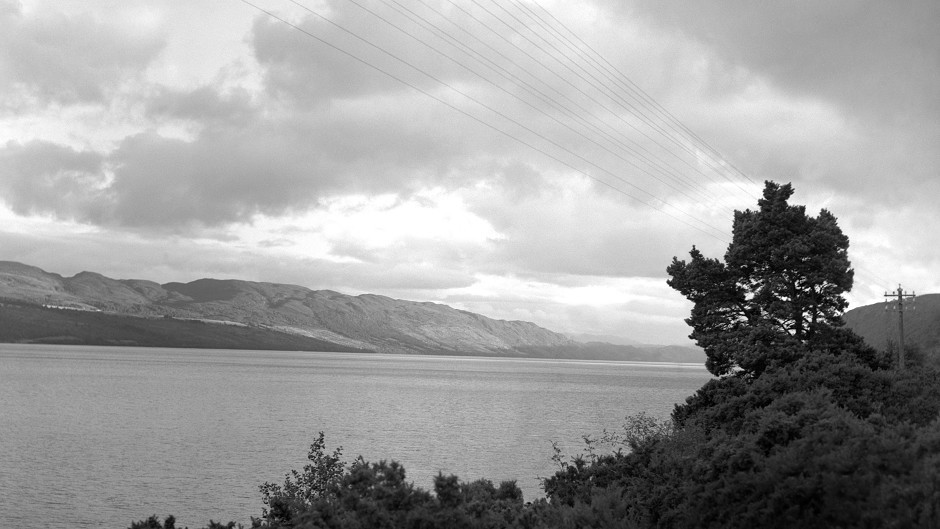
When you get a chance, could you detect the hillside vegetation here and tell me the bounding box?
[845,293,940,358]
[0,300,370,353]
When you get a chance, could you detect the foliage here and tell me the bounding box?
[667,181,855,377]
[250,435,536,529]
[258,432,347,524]
[128,515,240,529]
[584,412,675,455]
[129,516,178,529]
[0,301,369,352]
[539,351,940,527]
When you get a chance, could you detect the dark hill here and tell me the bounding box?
[163,279,247,303]
[844,293,940,357]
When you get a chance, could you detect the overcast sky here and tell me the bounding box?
[1,0,937,345]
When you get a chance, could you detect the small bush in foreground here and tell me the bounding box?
[129,515,239,529]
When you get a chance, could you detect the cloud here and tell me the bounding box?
[146,86,256,126]
[0,140,108,220]
[625,0,940,120]
[433,274,693,344]
[106,128,336,228]
[2,1,787,234]
[0,0,164,107]
[1,86,513,231]
[251,12,407,104]
[619,0,940,207]
[0,209,480,294]
[248,2,510,107]
[463,173,732,279]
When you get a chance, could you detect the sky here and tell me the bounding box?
[1,0,938,345]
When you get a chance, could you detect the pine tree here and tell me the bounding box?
[667,181,854,377]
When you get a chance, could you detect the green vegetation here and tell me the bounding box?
[131,182,940,528]
[666,181,859,378]
[0,299,371,352]
[845,293,940,360]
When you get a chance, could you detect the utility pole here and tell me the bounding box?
[884,285,916,370]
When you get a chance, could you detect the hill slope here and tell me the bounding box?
[0,261,703,361]
[844,293,940,357]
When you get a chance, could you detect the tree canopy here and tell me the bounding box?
[667,181,856,377]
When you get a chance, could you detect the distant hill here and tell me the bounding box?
[0,261,704,362]
[844,293,940,357]
[567,333,644,347]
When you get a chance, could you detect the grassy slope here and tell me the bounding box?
[844,293,940,356]
[0,301,373,353]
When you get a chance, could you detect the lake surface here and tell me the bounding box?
[0,344,711,528]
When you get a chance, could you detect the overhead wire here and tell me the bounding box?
[352,0,730,208]
[284,0,729,238]
[433,0,754,220]
[489,0,751,213]
[478,0,749,207]
[455,0,741,205]
[851,264,893,304]
[396,0,734,209]
[524,0,760,197]
[238,0,888,306]
[501,0,749,202]
[491,0,890,303]
[239,0,732,242]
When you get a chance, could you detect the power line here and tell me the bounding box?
[469,0,739,207]
[287,0,729,237]
[459,0,734,198]
[525,0,760,197]
[346,0,729,208]
[486,0,754,205]
[239,0,890,314]
[239,0,732,242]
[397,0,752,206]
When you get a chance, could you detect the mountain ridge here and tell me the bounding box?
[0,260,704,362]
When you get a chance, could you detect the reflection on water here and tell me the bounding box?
[0,344,710,528]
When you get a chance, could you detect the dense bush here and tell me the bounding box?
[543,357,940,527]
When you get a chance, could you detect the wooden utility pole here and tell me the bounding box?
[884,285,915,370]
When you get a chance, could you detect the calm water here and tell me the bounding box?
[0,344,710,528]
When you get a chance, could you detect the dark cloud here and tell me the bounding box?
[0,140,108,221]
[250,3,476,107]
[146,86,256,126]
[626,0,940,122]
[1,92,514,231]
[1,128,319,230]
[251,14,404,105]
[614,0,940,210]
[0,0,164,106]
[106,130,321,228]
